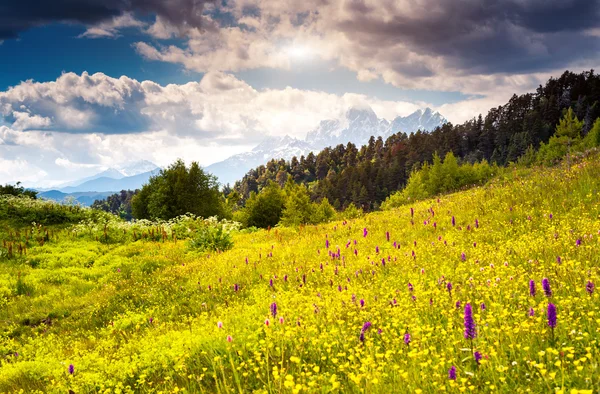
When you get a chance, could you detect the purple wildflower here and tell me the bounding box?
[386,231,390,242]
[455,300,461,309]
[363,228,368,237]
[461,252,466,261]
[408,282,414,292]
[542,278,552,297]
[474,351,482,365]
[452,216,456,226]
[68,364,74,375]
[576,239,582,246]
[234,283,239,292]
[404,332,411,345]
[528,307,535,317]
[270,302,277,317]
[586,280,595,295]
[410,207,414,218]
[360,299,365,307]
[556,256,562,264]
[359,321,372,342]
[464,303,476,339]
[547,302,557,329]
[480,302,486,311]
[475,219,479,228]
[529,280,536,297]
[446,282,452,294]
[325,239,330,249]
[448,366,457,380]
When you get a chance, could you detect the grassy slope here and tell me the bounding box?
[1,157,600,393]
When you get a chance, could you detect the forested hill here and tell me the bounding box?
[233,70,600,210]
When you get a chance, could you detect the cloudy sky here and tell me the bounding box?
[1,0,599,186]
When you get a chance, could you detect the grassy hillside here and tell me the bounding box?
[1,153,600,393]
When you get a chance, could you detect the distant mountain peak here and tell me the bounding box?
[206,106,446,186]
[389,108,447,135]
[346,105,377,122]
[118,160,160,177]
[252,135,302,152]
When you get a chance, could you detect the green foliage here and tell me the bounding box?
[535,110,599,166]
[338,202,363,219]
[0,195,108,226]
[91,190,137,220]
[555,107,583,139]
[187,222,235,252]
[280,180,315,227]
[536,135,570,166]
[238,181,285,228]
[382,152,497,209]
[311,197,336,224]
[0,182,38,199]
[132,159,224,220]
[582,118,600,148]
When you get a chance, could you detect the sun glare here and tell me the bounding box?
[286,44,311,59]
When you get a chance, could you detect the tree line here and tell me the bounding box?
[233,70,600,211]
[87,69,600,227]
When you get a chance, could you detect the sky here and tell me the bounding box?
[1,0,599,186]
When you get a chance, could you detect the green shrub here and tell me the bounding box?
[187,223,235,252]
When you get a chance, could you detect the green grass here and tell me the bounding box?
[0,156,600,393]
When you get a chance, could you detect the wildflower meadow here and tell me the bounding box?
[1,155,600,393]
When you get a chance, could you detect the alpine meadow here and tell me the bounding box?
[2,1,600,393]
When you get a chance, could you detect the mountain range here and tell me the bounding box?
[37,160,161,205]
[35,107,445,202]
[206,106,446,185]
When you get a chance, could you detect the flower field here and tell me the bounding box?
[1,157,600,393]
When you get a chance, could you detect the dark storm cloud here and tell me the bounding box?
[0,0,216,39]
[338,0,600,74]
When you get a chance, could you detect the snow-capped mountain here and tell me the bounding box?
[306,106,391,149]
[206,136,315,186]
[207,107,446,186]
[387,108,447,135]
[119,160,161,177]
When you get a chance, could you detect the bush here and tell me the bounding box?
[239,181,285,228]
[131,159,225,220]
[381,153,497,209]
[187,223,234,252]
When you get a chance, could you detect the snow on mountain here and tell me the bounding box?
[206,136,315,186]
[388,108,447,135]
[119,160,160,177]
[207,107,446,185]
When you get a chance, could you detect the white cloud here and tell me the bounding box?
[78,13,146,39]
[54,157,101,169]
[0,157,48,184]
[0,71,426,185]
[11,111,52,131]
[1,71,424,140]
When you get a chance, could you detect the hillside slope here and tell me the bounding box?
[1,155,600,392]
